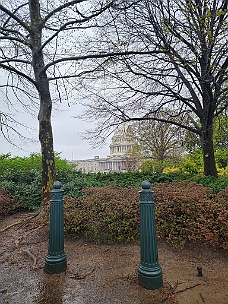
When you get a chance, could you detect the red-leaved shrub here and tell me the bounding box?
[0,190,16,216]
[63,182,228,250]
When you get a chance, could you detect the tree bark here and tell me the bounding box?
[29,0,56,202]
[38,83,56,202]
[200,121,218,177]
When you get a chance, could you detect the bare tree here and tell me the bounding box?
[79,0,228,177]
[130,113,185,162]
[0,0,165,202]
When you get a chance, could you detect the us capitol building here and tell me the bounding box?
[69,124,138,173]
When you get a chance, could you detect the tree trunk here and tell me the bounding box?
[38,85,56,203]
[200,121,218,177]
[29,0,56,203]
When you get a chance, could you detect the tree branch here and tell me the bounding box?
[0,35,30,47]
[0,4,31,33]
[41,1,128,51]
[42,0,88,24]
[0,63,37,88]
[126,116,200,135]
[43,49,168,72]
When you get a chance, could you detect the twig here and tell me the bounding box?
[20,249,37,269]
[69,267,95,279]
[16,212,40,229]
[162,281,182,302]
[167,280,182,292]
[176,283,201,294]
[0,221,22,232]
[162,281,198,302]
[199,293,205,302]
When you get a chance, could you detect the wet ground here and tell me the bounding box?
[1,212,228,304]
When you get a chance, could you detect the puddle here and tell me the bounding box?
[38,273,66,304]
[0,268,86,304]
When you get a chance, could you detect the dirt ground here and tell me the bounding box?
[0,212,228,304]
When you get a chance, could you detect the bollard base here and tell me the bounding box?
[45,254,67,274]
[138,265,163,290]
[45,259,67,274]
[138,272,163,290]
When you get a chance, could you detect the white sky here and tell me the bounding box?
[0,102,110,161]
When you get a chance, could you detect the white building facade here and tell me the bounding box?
[69,124,138,173]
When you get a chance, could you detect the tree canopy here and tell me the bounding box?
[79,0,228,177]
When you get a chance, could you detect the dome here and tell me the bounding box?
[109,123,133,156]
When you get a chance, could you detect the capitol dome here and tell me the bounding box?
[109,123,133,156]
[71,122,138,173]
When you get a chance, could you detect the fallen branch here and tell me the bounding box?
[69,267,95,279]
[162,281,199,302]
[0,221,22,232]
[199,293,205,302]
[176,283,201,294]
[0,212,40,233]
[167,280,181,292]
[162,281,181,302]
[19,249,37,269]
[16,212,40,230]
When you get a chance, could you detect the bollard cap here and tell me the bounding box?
[142,180,151,189]
[53,181,62,189]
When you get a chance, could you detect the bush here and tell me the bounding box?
[214,149,228,169]
[217,165,228,177]
[0,153,78,211]
[64,186,140,243]
[64,182,228,250]
[192,175,228,193]
[0,152,227,252]
[0,189,17,216]
[153,181,211,247]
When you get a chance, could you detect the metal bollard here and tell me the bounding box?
[45,181,67,273]
[197,266,203,277]
[138,180,163,289]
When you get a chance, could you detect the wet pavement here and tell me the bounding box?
[1,213,228,304]
[0,256,163,304]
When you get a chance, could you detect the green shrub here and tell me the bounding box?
[0,151,227,235]
[0,153,78,211]
[214,149,228,169]
[0,170,42,211]
[193,176,228,193]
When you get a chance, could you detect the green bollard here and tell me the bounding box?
[138,180,163,290]
[45,181,67,273]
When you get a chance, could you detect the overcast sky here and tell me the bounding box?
[0,101,110,161]
[0,2,116,161]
